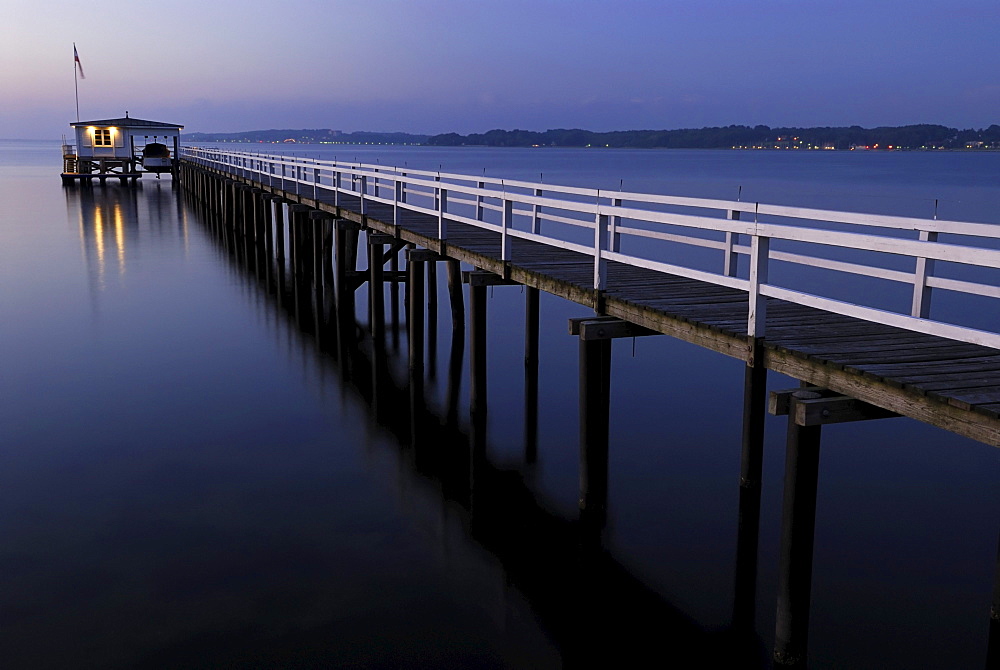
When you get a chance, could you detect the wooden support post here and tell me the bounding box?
[334,218,362,312]
[345,226,360,280]
[773,397,822,670]
[251,190,267,281]
[579,334,611,534]
[368,234,387,343]
[765,385,900,666]
[257,189,271,274]
[273,199,286,276]
[289,208,308,331]
[370,326,387,422]
[216,176,224,222]
[524,286,540,464]
[403,243,414,329]
[243,186,256,243]
[251,188,265,248]
[303,210,316,281]
[309,211,329,290]
[427,259,438,381]
[734,342,767,634]
[239,185,253,261]
[469,283,488,424]
[288,205,310,278]
[446,259,464,332]
[262,195,275,261]
[224,180,234,232]
[390,242,400,350]
[322,213,334,289]
[446,315,464,429]
[232,183,244,236]
[408,250,426,443]
[335,274,356,381]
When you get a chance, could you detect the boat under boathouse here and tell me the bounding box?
[62,114,183,184]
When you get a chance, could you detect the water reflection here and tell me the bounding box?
[182,168,1000,669]
[185,183,766,666]
[71,184,136,283]
[68,181,189,293]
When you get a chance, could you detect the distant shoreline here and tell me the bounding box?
[181,124,1000,151]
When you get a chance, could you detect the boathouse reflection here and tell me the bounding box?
[68,181,188,291]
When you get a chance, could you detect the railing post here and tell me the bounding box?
[360,174,367,215]
[594,208,609,291]
[438,188,448,240]
[502,197,513,261]
[434,174,441,210]
[394,179,402,227]
[400,172,407,203]
[610,197,622,253]
[532,187,543,234]
[911,229,938,318]
[724,209,742,277]
[748,232,769,338]
[295,165,301,195]
[333,166,340,207]
[313,166,319,201]
[476,181,485,221]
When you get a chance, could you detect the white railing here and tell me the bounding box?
[182,147,1000,349]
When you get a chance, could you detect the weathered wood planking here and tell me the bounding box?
[191,162,1000,447]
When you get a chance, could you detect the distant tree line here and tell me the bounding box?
[182,124,1000,150]
[427,124,1000,150]
[183,129,429,144]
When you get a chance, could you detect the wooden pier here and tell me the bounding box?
[177,151,1000,668]
[179,149,1000,447]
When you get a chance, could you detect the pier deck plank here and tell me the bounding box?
[195,164,1000,446]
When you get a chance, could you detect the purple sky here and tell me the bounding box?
[6,0,1000,138]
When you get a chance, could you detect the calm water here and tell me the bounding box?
[2,139,999,669]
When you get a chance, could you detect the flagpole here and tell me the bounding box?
[73,43,80,121]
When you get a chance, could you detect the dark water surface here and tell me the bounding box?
[2,140,999,668]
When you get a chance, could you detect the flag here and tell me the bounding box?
[74,44,85,79]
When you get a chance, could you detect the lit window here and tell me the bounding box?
[94,128,112,147]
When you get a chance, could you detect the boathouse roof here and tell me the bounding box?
[70,116,183,129]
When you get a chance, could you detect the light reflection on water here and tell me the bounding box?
[1,140,998,669]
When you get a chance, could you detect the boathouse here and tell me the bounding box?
[63,114,183,183]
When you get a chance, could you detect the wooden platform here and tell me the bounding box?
[191,165,1000,447]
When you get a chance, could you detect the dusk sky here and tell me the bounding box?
[6,0,1000,138]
